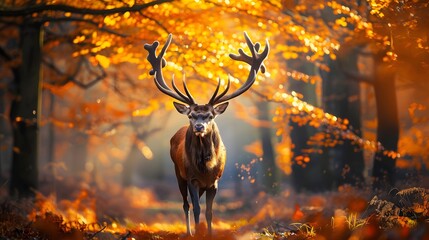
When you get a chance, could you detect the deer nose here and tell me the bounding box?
[195,123,204,132]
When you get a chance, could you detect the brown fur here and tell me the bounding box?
[170,123,226,189]
[145,32,269,236]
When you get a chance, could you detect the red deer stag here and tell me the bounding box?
[144,32,269,236]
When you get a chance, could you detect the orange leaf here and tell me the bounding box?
[292,204,304,221]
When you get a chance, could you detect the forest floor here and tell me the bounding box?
[1,177,429,240]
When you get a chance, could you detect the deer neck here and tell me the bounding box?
[185,122,221,172]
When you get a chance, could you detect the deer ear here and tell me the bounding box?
[214,102,229,115]
[173,102,190,115]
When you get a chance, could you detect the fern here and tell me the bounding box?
[369,188,429,228]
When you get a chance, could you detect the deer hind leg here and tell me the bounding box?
[206,185,217,236]
[187,180,201,234]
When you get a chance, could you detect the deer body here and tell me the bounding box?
[170,124,226,188]
[171,123,226,235]
[144,32,269,236]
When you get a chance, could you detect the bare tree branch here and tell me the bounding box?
[43,55,106,88]
[138,11,170,34]
[111,72,140,101]
[88,225,107,240]
[72,59,106,89]
[42,57,71,85]
[41,17,128,37]
[0,0,173,17]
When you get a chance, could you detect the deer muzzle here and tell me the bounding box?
[193,123,209,137]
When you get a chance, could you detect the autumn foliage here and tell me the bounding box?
[1,0,429,239]
[1,184,429,239]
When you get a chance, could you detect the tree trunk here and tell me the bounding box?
[372,56,399,190]
[290,67,332,192]
[0,84,4,178]
[10,23,43,198]
[322,52,364,187]
[122,139,141,187]
[1,56,17,183]
[340,79,364,186]
[256,101,279,194]
[46,91,55,166]
[9,23,43,198]
[44,90,57,192]
[71,131,89,176]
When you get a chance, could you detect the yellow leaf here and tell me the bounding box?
[244,140,263,157]
[335,17,347,27]
[95,54,110,68]
[104,16,116,26]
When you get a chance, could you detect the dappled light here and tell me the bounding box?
[1,0,429,239]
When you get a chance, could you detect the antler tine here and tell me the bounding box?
[182,73,195,104]
[170,74,195,104]
[151,74,191,104]
[229,32,269,73]
[144,34,172,89]
[171,75,193,102]
[212,32,269,105]
[209,78,221,104]
[152,74,185,102]
[212,75,231,103]
[144,34,195,105]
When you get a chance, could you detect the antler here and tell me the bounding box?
[144,34,195,105]
[209,32,269,105]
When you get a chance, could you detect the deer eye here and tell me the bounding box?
[202,114,211,120]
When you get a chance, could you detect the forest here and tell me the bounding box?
[0,0,428,239]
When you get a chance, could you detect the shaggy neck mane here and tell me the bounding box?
[185,123,221,172]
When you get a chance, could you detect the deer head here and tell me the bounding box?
[144,32,269,137]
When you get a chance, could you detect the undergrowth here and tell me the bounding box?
[0,187,428,239]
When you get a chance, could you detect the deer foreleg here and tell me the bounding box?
[206,185,217,236]
[178,178,191,235]
[187,180,200,234]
